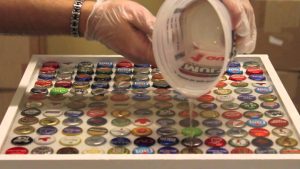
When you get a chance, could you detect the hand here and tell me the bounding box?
[85,0,156,65]
[223,0,257,53]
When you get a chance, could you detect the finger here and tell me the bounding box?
[235,0,257,53]
[243,0,257,52]
[124,1,156,35]
[223,0,251,37]
[222,0,243,29]
[103,20,156,65]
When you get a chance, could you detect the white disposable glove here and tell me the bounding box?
[223,0,257,53]
[85,0,156,65]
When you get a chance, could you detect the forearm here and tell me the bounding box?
[0,0,95,36]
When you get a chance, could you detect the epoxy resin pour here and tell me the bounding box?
[153,0,233,98]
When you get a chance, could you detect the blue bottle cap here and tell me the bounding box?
[226,68,243,75]
[198,103,217,110]
[38,74,55,80]
[111,137,131,146]
[246,119,267,128]
[64,110,84,118]
[75,74,92,82]
[158,147,179,154]
[62,126,83,135]
[255,87,273,94]
[91,81,109,89]
[37,126,58,135]
[249,74,266,81]
[134,63,151,68]
[133,147,155,154]
[227,61,241,68]
[97,61,114,68]
[238,94,256,102]
[116,68,132,75]
[132,81,150,89]
[206,147,229,154]
[132,94,151,101]
[157,136,179,146]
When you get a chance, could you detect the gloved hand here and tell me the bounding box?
[223,0,257,53]
[85,0,156,65]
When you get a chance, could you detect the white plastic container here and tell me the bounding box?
[153,0,233,98]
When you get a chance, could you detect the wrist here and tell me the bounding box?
[79,1,95,37]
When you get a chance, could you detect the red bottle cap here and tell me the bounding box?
[205,136,226,147]
[178,110,198,118]
[116,60,133,68]
[246,68,263,75]
[42,61,60,69]
[229,75,246,81]
[87,109,107,117]
[222,110,242,120]
[197,94,215,102]
[215,81,227,88]
[40,67,56,74]
[134,118,152,126]
[249,128,270,137]
[55,80,72,88]
[268,118,289,127]
[231,147,253,154]
[35,80,53,88]
[5,147,29,154]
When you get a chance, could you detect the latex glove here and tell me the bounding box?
[85,0,156,65]
[223,0,257,53]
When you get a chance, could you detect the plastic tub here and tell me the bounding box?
[153,0,233,98]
